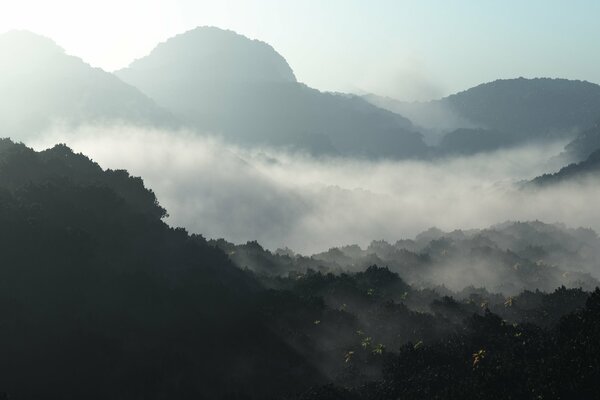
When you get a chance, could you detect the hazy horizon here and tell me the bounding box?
[3,3,600,398]
[3,0,600,101]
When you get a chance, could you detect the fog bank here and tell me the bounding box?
[29,125,598,254]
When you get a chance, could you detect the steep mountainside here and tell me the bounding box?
[116,27,427,158]
[0,139,320,399]
[1,140,599,399]
[0,30,176,140]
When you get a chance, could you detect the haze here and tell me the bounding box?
[3,0,600,100]
[31,126,600,254]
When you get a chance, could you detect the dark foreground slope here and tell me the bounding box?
[0,139,320,399]
[1,139,598,400]
[295,289,600,400]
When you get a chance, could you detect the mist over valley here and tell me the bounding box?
[1,4,600,398]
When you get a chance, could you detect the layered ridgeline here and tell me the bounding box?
[1,140,600,399]
[6,28,600,160]
[0,139,322,399]
[366,78,600,154]
[0,31,176,140]
[213,221,600,294]
[116,27,427,158]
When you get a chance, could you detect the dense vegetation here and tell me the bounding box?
[532,148,600,185]
[294,288,600,399]
[0,139,320,399]
[1,140,599,399]
[213,221,600,294]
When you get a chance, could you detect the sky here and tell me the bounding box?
[2,0,600,100]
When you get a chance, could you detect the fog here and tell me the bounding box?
[363,96,478,144]
[29,124,600,254]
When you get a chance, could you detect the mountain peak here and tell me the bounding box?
[120,26,296,84]
[0,30,177,139]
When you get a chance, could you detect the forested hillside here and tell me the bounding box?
[532,149,600,185]
[0,139,320,399]
[1,140,599,399]
[213,221,600,294]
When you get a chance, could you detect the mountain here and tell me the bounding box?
[532,148,600,185]
[116,27,428,158]
[0,30,176,140]
[366,78,600,152]
[0,139,321,399]
[439,78,600,135]
[436,127,520,156]
[563,121,600,161]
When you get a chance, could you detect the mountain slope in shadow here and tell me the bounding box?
[0,138,321,399]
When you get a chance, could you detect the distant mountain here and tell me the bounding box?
[532,148,600,185]
[116,27,427,158]
[440,78,600,135]
[0,30,176,140]
[366,78,600,152]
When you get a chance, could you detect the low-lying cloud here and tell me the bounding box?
[28,124,600,255]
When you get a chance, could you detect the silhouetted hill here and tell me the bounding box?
[0,30,176,140]
[367,78,600,153]
[0,139,321,399]
[532,148,600,185]
[116,27,427,158]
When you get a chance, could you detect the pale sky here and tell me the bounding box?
[2,0,600,101]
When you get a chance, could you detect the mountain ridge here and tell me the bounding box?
[366,77,600,153]
[0,30,178,140]
[116,26,428,158]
